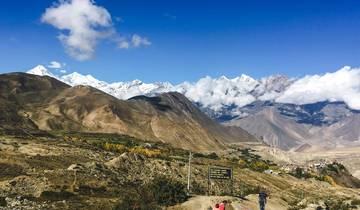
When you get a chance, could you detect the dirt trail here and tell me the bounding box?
[168,195,288,210]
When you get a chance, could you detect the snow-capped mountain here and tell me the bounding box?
[26,65,174,100]
[26,65,294,110]
[27,65,57,78]
[24,65,360,150]
[26,65,360,114]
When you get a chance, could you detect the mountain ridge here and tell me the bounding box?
[23,65,360,150]
[0,72,256,151]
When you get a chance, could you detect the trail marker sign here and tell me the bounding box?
[209,167,232,180]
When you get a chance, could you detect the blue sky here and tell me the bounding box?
[0,0,360,83]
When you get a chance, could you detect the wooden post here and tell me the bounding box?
[207,165,210,196]
[187,151,192,193]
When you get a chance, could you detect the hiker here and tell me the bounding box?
[212,203,220,210]
[258,190,268,210]
[325,203,330,210]
[219,200,227,210]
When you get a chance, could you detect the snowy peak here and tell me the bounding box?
[24,65,360,113]
[61,72,108,88]
[27,65,56,78]
[24,65,174,100]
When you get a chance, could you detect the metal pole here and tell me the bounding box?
[187,151,192,193]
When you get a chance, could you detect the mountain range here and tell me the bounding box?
[25,65,360,151]
[0,72,255,151]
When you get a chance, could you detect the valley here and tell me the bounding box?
[0,71,359,209]
[2,1,360,209]
[0,132,359,210]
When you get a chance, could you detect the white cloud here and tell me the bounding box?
[131,34,151,47]
[117,39,130,49]
[60,69,67,74]
[42,0,151,59]
[174,75,259,111]
[42,0,114,60]
[47,61,62,69]
[116,34,151,49]
[276,66,360,110]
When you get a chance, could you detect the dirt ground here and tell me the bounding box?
[168,195,288,210]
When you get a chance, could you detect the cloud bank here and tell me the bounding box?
[276,66,360,110]
[174,75,259,111]
[42,0,151,60]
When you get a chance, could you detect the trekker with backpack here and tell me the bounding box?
[258,190,268,210]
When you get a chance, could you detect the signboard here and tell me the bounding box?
[209,167,232,180]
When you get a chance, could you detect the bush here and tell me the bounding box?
[325,199,352,210]
[207,152,219,160]
[248,161,269,172]
[102,142,126,153]
[351,199,360,206]
[193,152,219,160]
[148,176,188,206]
[129,147,162,158]
[291,167,312,179]
[323,175,336,186]
[114,188,160,210]
[326,162,346,174]
[191,181,206,195]
[40,190,75,201]
[0,197,6,207]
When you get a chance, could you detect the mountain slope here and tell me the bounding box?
[225,107,309,150]
[23,65,360,151]
[226,101,360,150]
[0,72,69,133]
[0,72,256,151]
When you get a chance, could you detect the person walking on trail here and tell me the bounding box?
[212,203,220,210]
[258,190,268,210]
[219,200,227,210]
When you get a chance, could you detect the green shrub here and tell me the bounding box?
[351,199,360,206]
[0,197,6,207]
[191,181,206,195]
[291,167,312,179]
[248,161,270,172]
[193,152,219,160]
[325,199,352,210]
[207,152,219,160]
[148,176,188,206]
[40,190,75,201]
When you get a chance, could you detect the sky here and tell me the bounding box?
[1,0,360,83]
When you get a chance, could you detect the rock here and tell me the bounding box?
[67,164,84,171]
[105,157,123,168]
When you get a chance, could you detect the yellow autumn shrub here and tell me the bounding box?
[238,159,246,168]
[323,175,336,186]
[129,147,162,158]
[103,142,126,153]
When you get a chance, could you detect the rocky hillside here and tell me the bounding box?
[0,133,359,210]
[0,72,256,151]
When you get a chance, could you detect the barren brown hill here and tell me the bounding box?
[0,72,256,151]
